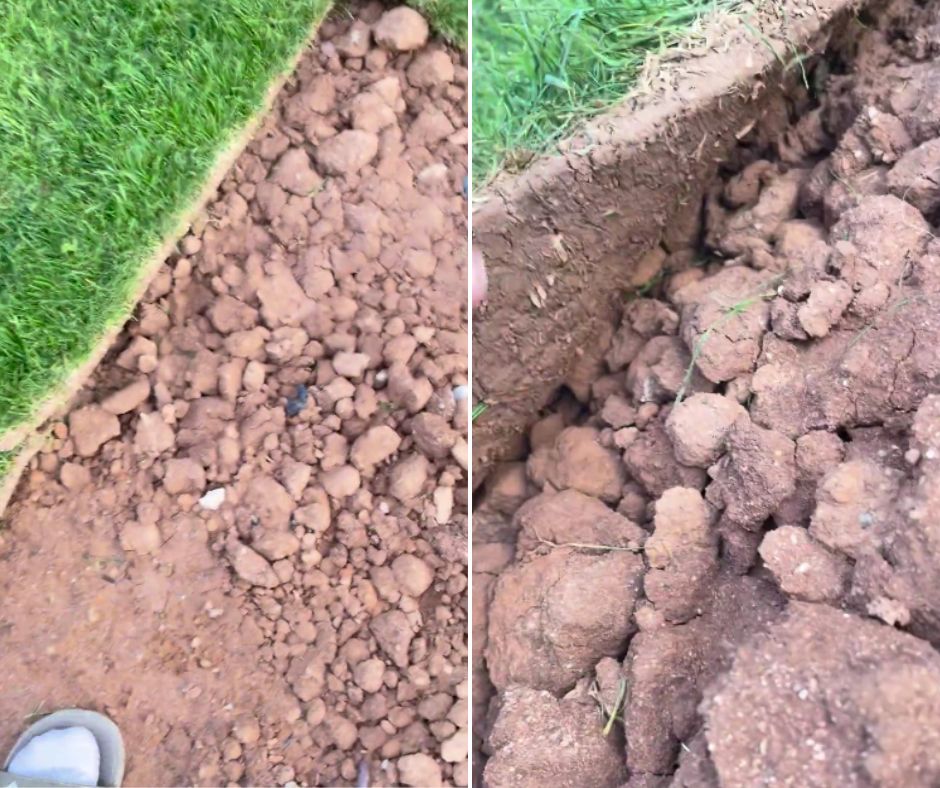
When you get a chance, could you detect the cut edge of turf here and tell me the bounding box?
[0,5,334,502]
[0,436,42,522]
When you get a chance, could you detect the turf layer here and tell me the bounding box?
[472,0,739,186]
[0,0,330,438]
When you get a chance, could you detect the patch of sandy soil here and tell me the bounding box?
[475,1,940,785]
[0,4,468,787]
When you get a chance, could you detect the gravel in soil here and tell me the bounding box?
[0,5,468,787]
[475,1,940,785]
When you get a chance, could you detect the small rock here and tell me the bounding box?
[294,488,331,532]
[228,544,279,588]
[351,425,401,470]
[600,394,636,428]
[370,609,413,668]
[332,351,370,380]
[208,295,258,335]
[120,522,161,554]
[397,753,442,787]
[69,405,121,457]
[336,19,371,57]
[101,378,151,415]
[759,525,850,602]
[373,7,429,52]
[280,458,312,500]
[199,488,226,511]
[243,475,295,530]
[270,148,322,196]
[433,486,454,524]
[347,92,398,133]
[389,454,430,501]
[306,699,326,727]
[59,462,91,491]
[407,50,455,87]
[411,413,457,459]
[243,361,265,391]
[798,280,853,338]
[133,412,175,456]
[537,426,624,503]
[440,731,467,763]
[323,713,357,750]
[666,393,748,467]
[163,458,206,495]
[392,554,434,597]
[321,465,361,498]
[353,658,386,693]
[316,130,379,176]
[253,531,301,561]
[232,717,260,745]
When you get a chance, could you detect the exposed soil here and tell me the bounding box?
[471,0,867,482]
[475,1,940,785]
[0,5,468,787]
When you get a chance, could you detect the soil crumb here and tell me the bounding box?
[0,6,468,787]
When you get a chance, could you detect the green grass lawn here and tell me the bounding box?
[472,0,738,186]
[0,0,331,441]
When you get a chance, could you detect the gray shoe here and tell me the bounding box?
[1,710,124,787]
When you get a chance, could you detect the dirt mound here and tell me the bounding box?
[0,5,467,786]
[475,1,940,784]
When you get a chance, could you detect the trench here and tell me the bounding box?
[474,0,940,785]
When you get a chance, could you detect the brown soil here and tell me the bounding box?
[475,1,940,785]
[0,5,468,787]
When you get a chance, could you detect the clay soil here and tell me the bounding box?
[0,5,468,787]
[475,1,940,785]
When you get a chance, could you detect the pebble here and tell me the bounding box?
[198,488,226,510]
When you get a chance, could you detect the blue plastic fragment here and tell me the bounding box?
[462,175,468,198]
[285,384,308,417]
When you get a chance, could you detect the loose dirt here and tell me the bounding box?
[475,1,940,785]
[0,5,468,787]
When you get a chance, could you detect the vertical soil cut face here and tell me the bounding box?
[0,6,468,787]
[475,1,940,785]
[471,0,870,481]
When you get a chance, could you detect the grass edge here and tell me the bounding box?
[0,3,333,504]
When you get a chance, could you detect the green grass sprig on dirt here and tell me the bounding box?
[472,0,740,186]
[0,0,330,438]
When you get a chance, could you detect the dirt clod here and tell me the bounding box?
[228,543,279,588]
[665,393,747,467]
[704,603,940,787]
[529,426,624,502]
[484,687,628,788]
[486,546,643,694]
[758,525,849,602]
[397,752,443,787]
[69,405,121,457]
[373,7,429,52]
